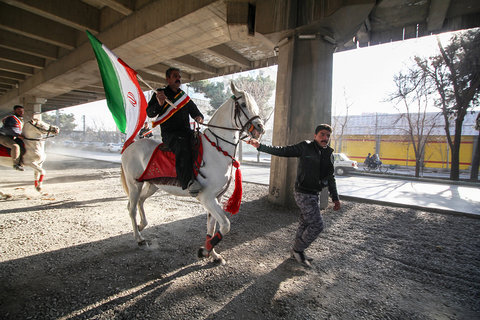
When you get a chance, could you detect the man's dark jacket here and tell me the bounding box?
[258,140,339,201]
[146,86,203,137]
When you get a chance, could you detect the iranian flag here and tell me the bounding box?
[86,30,147,153]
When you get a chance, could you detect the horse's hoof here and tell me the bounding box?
[35,186,42,192]
[214,257,226,265]
[198,247,209,259]
[138,240,149,247]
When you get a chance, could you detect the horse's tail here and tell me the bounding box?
[120,164,129,195]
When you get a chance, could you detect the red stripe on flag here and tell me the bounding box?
[118,58,147,153]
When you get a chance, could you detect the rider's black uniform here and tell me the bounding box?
[146,86,203,189]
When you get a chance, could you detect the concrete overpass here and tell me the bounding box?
[1,0,479,205]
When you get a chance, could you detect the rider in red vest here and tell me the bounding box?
[0,105,25,171]
[146,67,204,196]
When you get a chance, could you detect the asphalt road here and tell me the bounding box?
[50,147,480,217]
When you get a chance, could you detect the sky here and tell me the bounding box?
[332,32,455,116]
[58,30,461,131]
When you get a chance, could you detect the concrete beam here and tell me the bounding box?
[0,78,17,86]
[0,83,12,89]
[58,92,104,101]
[1,0,100,32]
[92,0,133,16]
[0,70,25,81]
[0,47,45,69]
[0,30,58,60]
[0,2,77,50]
[47,97,89,103]
[136,70,165,87]
[0,60,34,75]
[79,85,106,94]
[172,55,218,74]
[0,0,222,111]
[205,44,251,68]
[427,0,451,32]
[141,64,169,79]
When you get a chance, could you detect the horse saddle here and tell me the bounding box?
[0,139,26,161]
[137,136,203,185]
[0,144,10,157]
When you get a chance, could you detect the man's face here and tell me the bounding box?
[14,107,24,117]
[167,70,181,90]
[314,129,331,148]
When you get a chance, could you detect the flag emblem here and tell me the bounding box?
[127,92,137,107]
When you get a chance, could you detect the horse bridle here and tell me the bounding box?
[203,95,261,146]
[23,119,58,141]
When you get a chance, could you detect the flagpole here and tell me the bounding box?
[137,74,174,107]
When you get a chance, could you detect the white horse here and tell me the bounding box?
[0,118,60,191]
[121,82,264,264]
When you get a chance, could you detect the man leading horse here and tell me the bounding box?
[147,67,204,196]
[0,105,25,171]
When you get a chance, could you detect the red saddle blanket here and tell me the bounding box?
[137,139,203,182]
[0,145,11,157]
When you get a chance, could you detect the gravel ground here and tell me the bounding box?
[1,153,479,320]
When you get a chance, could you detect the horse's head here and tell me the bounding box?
[25,118,60,138]
[230,81,265,139]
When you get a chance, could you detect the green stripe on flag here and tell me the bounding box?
[86,30,126,133]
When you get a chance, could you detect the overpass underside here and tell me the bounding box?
[1,0,479,117]
[1,0,479,206]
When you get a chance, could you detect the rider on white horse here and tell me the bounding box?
[0,105,25,171]
[147,67,204,196]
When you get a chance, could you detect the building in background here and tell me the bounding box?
[332,111,479,171]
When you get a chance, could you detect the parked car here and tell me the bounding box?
[107,143,123,153]
[333,153,358,176]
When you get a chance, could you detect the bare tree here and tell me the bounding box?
[415,29,480,180]
[389,67,441,177]
[332,88,351,152]
[233,73,275,122]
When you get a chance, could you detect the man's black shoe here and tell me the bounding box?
[291,249,312,268]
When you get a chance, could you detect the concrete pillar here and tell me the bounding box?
[268,36,335,207]
[21,96,46,121]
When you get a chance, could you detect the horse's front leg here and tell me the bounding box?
[30,163,45,192]
[198,195,230,265]
[201,212,223,262]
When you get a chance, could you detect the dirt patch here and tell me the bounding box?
[1,154,479,319]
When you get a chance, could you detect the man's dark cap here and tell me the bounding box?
[13,105,24,110]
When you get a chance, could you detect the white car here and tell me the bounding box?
[107,143,123,153]
[333,153,358,176]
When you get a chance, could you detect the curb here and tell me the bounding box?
[339,195,480,219]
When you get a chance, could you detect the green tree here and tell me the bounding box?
[42,110,76,132]
[187,80,230,111]
[415,29,480,180]
[188,73,276,120]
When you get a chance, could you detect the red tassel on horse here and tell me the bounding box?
[223,160,242,215]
